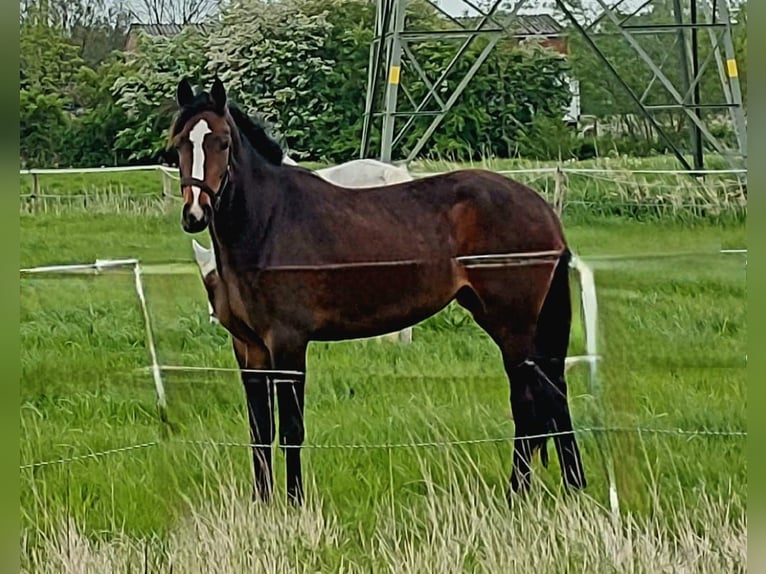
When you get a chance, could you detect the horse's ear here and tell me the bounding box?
[210,76,227,114]
[176,78,194,108]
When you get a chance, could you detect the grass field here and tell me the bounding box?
[21,154,747,223]
[20,157,746,572]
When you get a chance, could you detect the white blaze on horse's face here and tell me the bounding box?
[188,119,213,220]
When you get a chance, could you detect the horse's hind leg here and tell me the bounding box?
[531,356,585,489]
[456,258,585,496]
[499,333,549,494]
[455,287,542,493]
[233,338,275,502]
[484,327,577,495]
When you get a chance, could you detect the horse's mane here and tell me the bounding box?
[226,104,285,166]
[169,90,285,166]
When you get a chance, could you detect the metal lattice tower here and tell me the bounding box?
[360,0,747,178]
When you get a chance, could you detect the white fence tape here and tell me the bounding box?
[20,166,164,175]
[20,258,139,274]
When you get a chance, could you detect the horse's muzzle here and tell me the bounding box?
[182,202,212,233]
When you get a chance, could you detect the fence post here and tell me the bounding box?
[553,165,565,217]
[161,168,173,206]
[32,173,39,198]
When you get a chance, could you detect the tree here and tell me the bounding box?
[20,2,83,167]
[63,60,132,167]
[21,0,131,66]
[20,3,84,96]
[405,37,573,160]
[205,0,335,158]
[20,91,69,168]
[124,0,223,25]
[113,26,210,162]
[299,0,377,160]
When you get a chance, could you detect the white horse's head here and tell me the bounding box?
[192,239,217,278]
[191,239,219,324]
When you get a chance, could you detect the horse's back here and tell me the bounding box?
[272,167,565,265]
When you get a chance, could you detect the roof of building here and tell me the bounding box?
[127,23,209,37]
[510,13,562,36]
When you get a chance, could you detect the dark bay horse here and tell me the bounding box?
[170,77,586,505]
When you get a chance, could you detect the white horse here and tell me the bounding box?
[192,157,415,344]
[282,156,413,188]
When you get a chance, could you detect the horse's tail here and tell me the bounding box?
[529,246,586,488]
[535,247,572,363]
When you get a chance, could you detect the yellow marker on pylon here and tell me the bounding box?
[389,66,401,85]
[727,59,738,78]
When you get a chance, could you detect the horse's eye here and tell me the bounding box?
[220,139,230,151]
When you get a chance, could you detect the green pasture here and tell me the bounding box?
[19,160,746,572]
[20,154,747,224]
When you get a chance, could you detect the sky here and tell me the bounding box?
[431,0,651,19]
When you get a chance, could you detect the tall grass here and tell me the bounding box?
[21,457,745,573]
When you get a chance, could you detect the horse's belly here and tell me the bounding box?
[259,261,458,341]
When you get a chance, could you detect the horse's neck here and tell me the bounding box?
[208,225,240,284]
[212,159,280,263]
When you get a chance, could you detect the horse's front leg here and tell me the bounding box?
[232,338,275,502]
[270,336,308,506]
